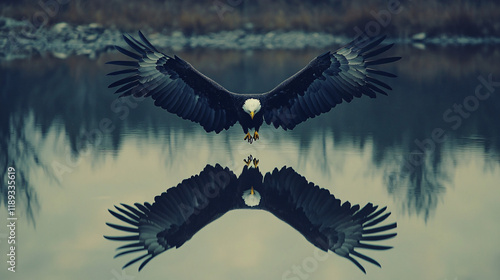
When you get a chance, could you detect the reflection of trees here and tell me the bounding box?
[384,149,448,222]
[287,46,500,220]
[0,71,40,225]
[1,45,499,223]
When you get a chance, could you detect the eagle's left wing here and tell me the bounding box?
[262,36,401,130]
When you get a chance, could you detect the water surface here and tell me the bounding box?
[1,44,499,280]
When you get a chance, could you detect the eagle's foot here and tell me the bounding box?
[253,157,259,168]
[244,132,253,143]
[253,131,259,141]
[244,131,259,143]
[243,155,259,168]
[244,155,254,166]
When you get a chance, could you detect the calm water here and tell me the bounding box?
[1,44,500,280]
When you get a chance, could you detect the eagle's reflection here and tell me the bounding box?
[105,156,397,273]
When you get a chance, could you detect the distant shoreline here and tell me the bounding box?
[1,15,500,61]
[1,0,500,38]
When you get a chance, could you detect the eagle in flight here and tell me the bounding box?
[107,32,400,143]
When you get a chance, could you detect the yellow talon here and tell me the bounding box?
[244,132,259,143]
[253,131,259,140]
[253,158,259,168]
[244,132,252,141]
[244,155,253,166]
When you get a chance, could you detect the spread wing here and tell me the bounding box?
[107,32,238,133]
[260,166,397,273]
[262,36,401,130]
[104,164,238,271]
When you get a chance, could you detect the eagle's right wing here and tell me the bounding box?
[261,166,397,273]
[107,32,238,133]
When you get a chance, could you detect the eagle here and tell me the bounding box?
[104,160,397,273]
[107,32,401,143]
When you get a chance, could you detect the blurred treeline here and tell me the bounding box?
[1,0,499,37]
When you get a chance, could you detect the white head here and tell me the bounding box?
[242,98,261,119]
[242,186,261,207]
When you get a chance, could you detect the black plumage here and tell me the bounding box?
[105,164,397,273]
[107,32,401,142]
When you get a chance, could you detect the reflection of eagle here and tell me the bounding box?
[107,32,400,143]
[105,163,397,273]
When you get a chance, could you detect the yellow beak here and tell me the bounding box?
[250,111,255,119]
[251,186,254,195]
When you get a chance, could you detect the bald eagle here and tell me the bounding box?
[107,32,400,143]
[104,163,397,273]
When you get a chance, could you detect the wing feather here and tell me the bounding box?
[107,32,238,133]
[263,35,400,130]
[104,164,238,271]
[261,166,397,273]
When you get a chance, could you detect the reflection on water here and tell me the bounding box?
[104,161,397,273]
[1,45,500,279]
